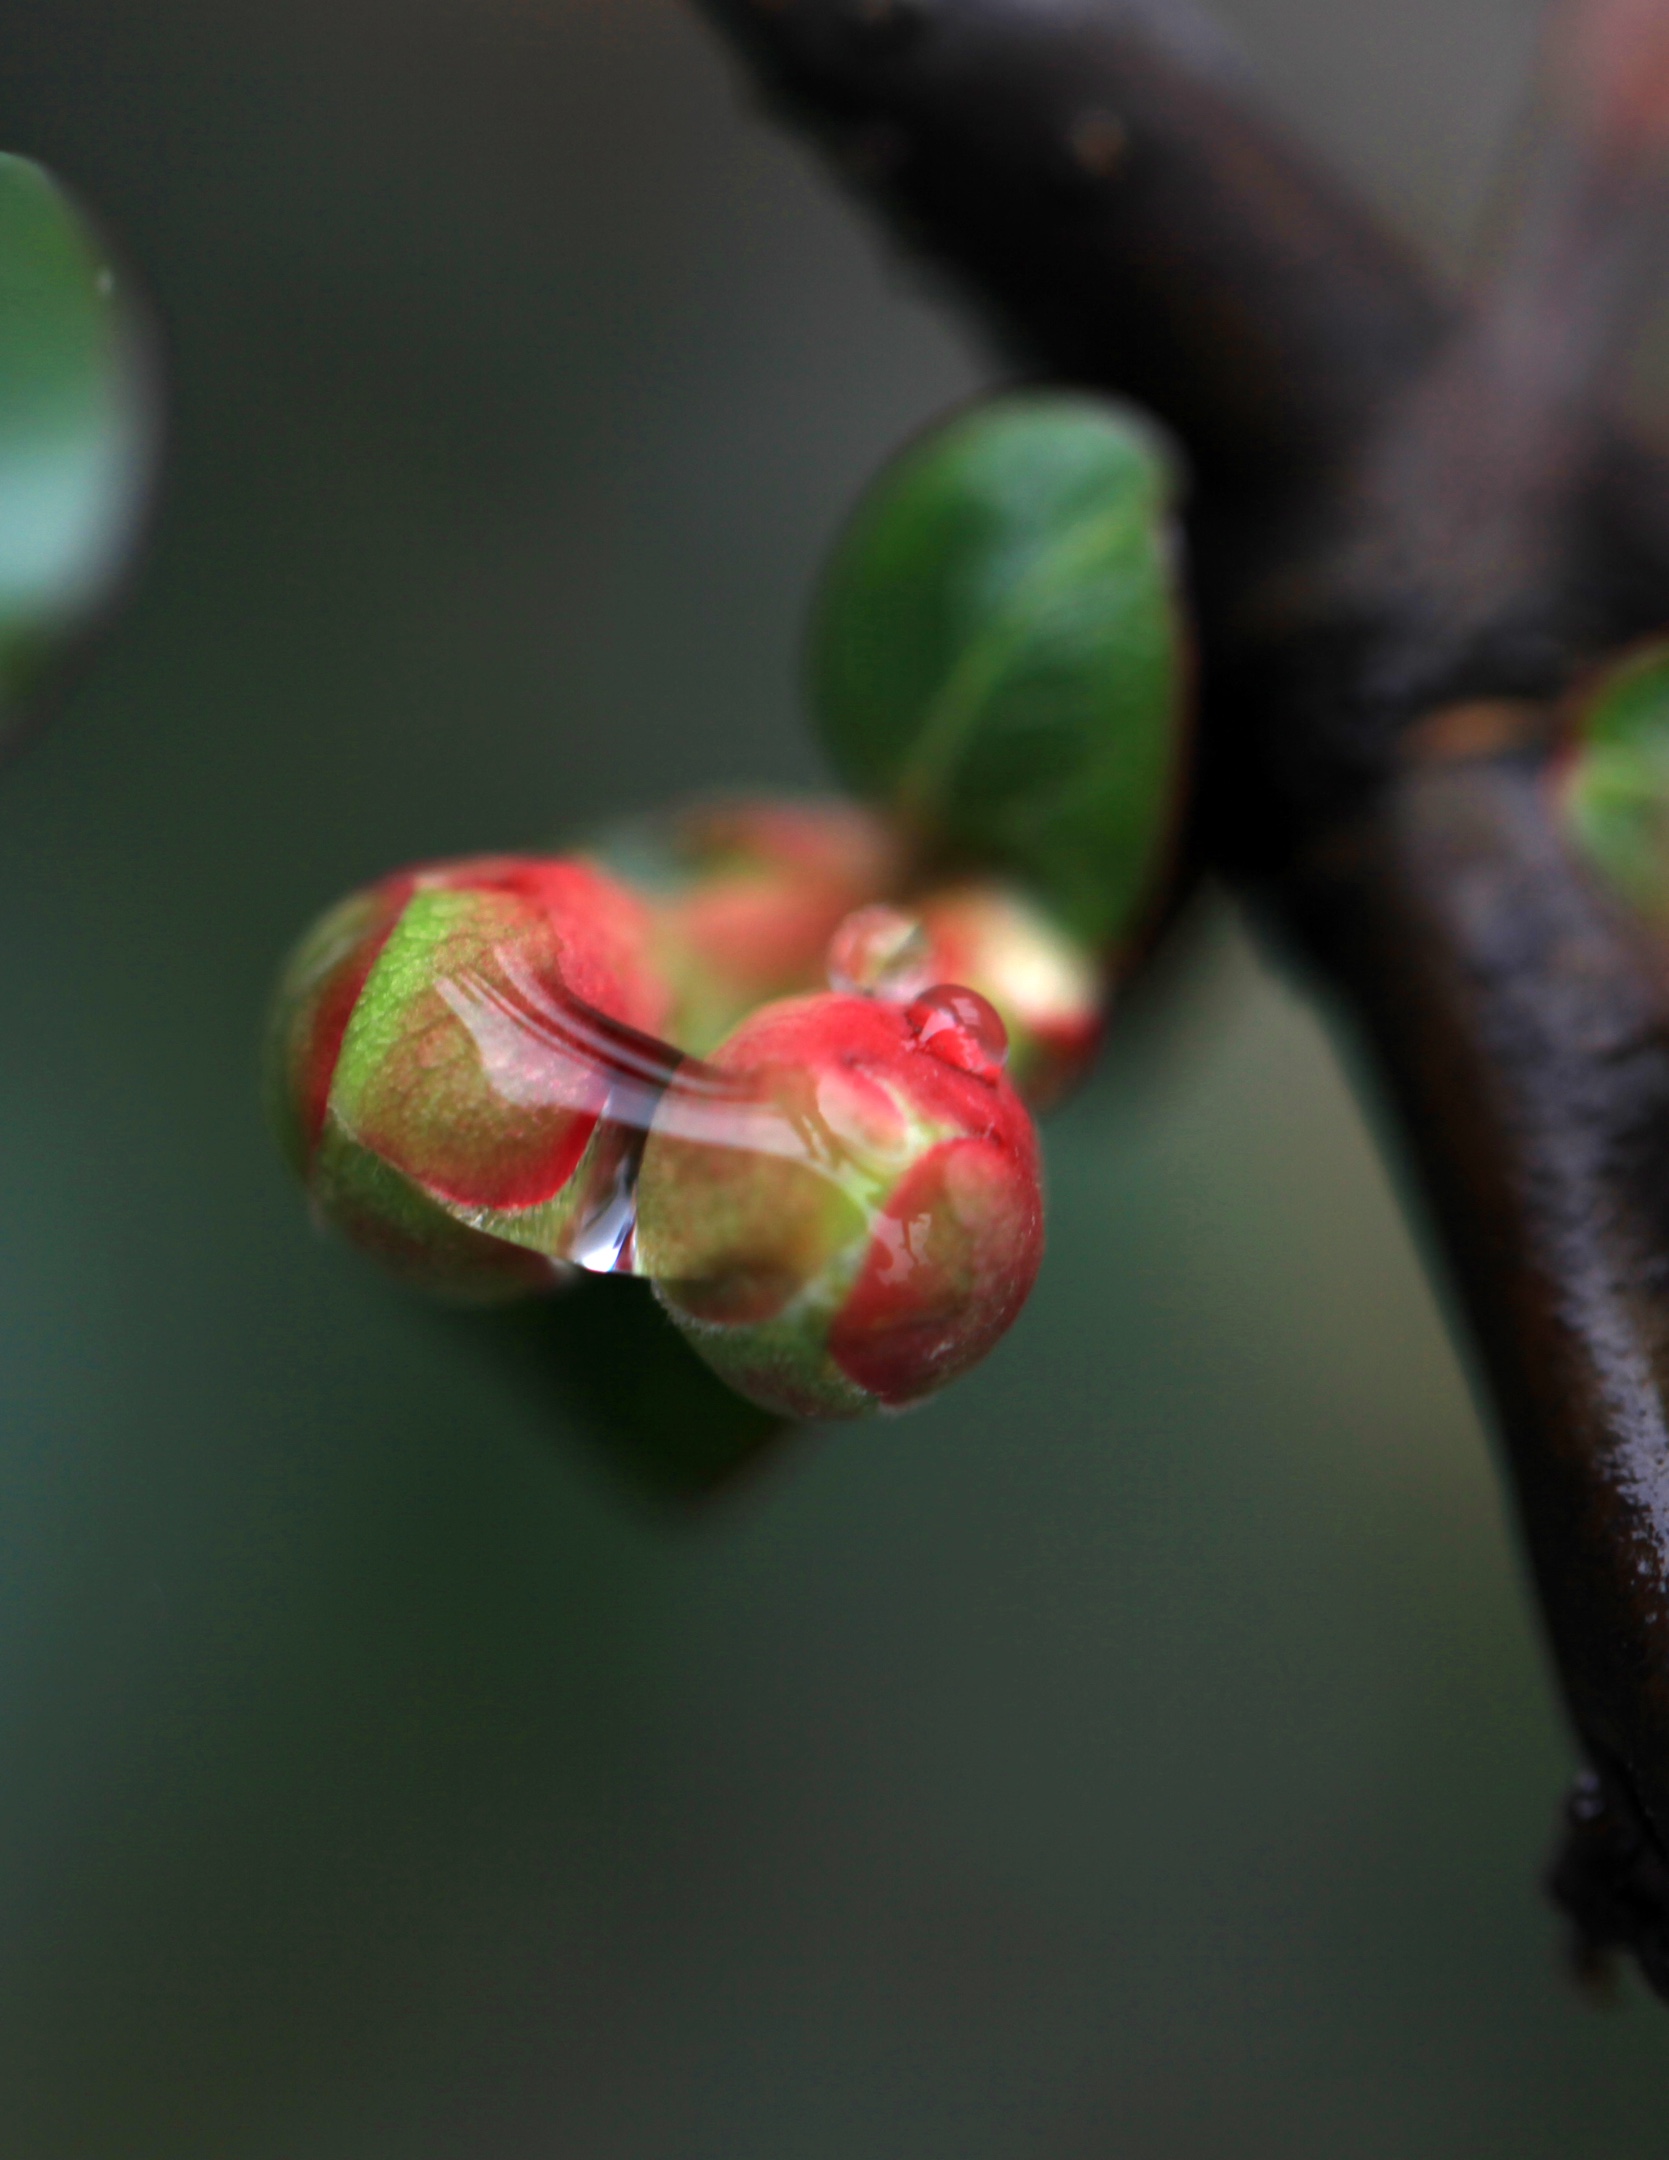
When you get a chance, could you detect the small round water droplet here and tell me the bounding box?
[905,984,1008,1079]
[827,903,934,1001]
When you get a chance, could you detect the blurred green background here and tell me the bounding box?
[6,0,1669,2151]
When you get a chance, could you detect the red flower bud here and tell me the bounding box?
[589,796,902,1053]
[267,854,673,1298]
[634,990,1043,1418]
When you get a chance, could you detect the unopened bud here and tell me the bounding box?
[267,854,672,1298]
[635,990,1043,1418]
[590,796,902,1054]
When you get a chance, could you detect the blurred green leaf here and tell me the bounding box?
[1562,640,1669,929]
[809,394,1190,950]
[0,152,152,745]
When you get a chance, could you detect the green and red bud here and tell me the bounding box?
[588,795,902,1055]
[634,988,1043,1419]
[270,830,1053,1419]
[267,853,673,1299]
[827,882,1105,1108]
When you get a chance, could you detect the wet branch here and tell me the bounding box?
[691,0,1669,1990]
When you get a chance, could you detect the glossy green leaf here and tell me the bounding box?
[809,394,1190,950]
[1563,641,1669,926]
[0,152,152,743]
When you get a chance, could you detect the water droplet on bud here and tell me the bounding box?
[826,903,934,1000]
[424,959,691,1276]
[274,862,1043,1417]
[905,985,1008,1079]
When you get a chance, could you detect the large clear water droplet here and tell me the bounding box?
[427,948,1023,1285]
[433,955,812,1275]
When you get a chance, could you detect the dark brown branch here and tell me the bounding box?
[1289,737,1669,1991]
[693,0,1669,1989]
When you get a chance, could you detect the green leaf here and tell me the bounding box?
[1564,642,1669,927]
[808,393,1190,950]
[0,153,152,744]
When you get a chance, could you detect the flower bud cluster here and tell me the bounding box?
[268,839,1047,1417]
[592,798,1108,1110]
